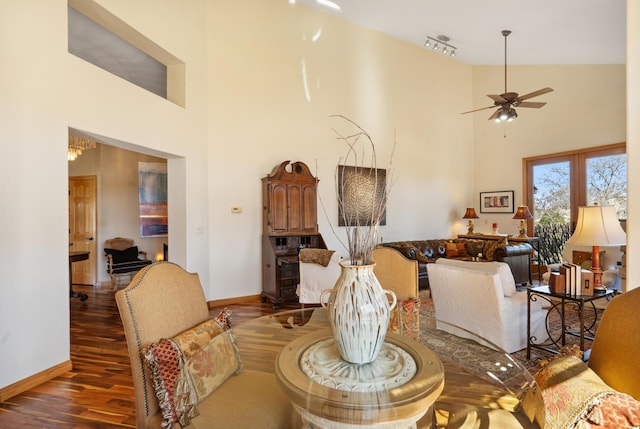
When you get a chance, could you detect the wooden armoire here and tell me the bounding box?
[261,161,327,308]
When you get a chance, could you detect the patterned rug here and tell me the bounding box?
[417,290,606,378]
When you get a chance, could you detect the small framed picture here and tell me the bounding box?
[480,190,514,213]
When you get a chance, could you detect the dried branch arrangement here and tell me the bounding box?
[330,115,395,265]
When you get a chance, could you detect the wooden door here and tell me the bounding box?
[69,176,97,285]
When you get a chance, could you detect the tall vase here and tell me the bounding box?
[320,261,397,364]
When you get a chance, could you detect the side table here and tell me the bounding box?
[276,328,444,429]
[527,285,614,358]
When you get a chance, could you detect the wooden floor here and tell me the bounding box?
[0,283,300,428]
[0,283,538,429]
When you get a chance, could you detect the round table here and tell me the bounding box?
[232,307,539,428]
[276,329,444,428]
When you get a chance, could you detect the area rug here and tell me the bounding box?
[417,289,605,381]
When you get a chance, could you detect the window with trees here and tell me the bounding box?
[523,143,626,265]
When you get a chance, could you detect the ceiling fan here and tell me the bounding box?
[462,30,553,122]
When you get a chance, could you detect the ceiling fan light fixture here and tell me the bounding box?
[507,108,518,122]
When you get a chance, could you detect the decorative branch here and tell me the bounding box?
[330,115,396,265]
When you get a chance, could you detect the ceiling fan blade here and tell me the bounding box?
[487,108,501,121]
[461,105,496,115]
[518,87,554,101]
[518,101,547,108]
[487,94,507,103]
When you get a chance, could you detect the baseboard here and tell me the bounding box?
[207,294,262,309]
[0,360,72,402]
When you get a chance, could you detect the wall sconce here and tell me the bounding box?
[513,205,533,238]
[462,207,479,234]
[424,35,457,57]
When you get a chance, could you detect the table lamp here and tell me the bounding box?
[513,205,533,238]
[462,207,479,234]
[564,204,626,291]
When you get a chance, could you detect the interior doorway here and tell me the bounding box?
[69,175,97,285]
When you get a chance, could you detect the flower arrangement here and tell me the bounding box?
[328,115,395,266]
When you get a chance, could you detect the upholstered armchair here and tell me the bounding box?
[104,237,152,291]
[297,248,341,305]
[115,262,295,428]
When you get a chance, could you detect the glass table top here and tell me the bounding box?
[231,307,539,428]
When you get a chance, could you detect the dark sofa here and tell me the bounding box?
[379,238,533,288]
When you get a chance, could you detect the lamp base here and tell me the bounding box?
[591,244,605,290]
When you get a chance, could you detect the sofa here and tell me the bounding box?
[426,259,548,353]
[379,237,534,288]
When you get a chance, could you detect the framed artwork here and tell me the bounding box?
[480,190,514,213]
[139,162,168,237]
[337,165,387,226]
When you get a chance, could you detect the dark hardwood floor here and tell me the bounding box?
[0,283,299,428]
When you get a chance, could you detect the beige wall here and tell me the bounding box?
[626,1,639,292]
[0,0,209,390]
[470,64,626,232]
[206,0,474,297]
[69,144,167,282]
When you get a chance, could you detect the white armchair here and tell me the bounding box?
[297,249,342,305]
[427,259,548,353]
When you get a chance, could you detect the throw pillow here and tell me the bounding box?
[143,311,243,428]
[482,239,504,261]
[445,242,458,257]
[388,298,420,341]
[525,355,640,428]
[455,242,468,258]
[104,246,139,264]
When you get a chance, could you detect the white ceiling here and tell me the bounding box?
[294,0,627,65]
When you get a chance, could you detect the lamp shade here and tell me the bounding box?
[513,205,533,220]
[462,207,479,219]
[565,205,626,246]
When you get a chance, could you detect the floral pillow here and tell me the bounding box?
[388,298,420,341]
[143,310,243,428]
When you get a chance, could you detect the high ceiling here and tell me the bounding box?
[293,0,627,65]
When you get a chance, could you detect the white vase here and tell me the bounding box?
[320,261,397,364]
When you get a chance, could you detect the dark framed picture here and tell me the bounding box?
[480,190,514,213]
[337,165,387,226]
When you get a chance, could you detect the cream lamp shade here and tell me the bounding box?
[565,205,626,247]
[564,204,626,290]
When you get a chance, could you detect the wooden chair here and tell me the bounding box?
[104,237,152,291]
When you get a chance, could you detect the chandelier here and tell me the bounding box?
[68,136,96,161]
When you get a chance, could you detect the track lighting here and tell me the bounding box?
[424,35,457,57]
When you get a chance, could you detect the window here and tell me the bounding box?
[523,143,626,264]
